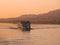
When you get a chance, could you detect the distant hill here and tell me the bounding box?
[0,9,60,24]
[18,9,60,24]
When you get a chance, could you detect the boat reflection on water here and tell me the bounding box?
[0,23,60,45]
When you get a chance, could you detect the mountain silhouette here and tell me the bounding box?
[18,9,60,24]
[0,9,60,24]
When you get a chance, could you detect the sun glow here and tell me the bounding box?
[0,0,60,18]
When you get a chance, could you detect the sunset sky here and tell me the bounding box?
[0,0,60,18]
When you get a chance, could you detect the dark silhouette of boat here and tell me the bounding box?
[18,21,31,31]
[9,21,31,31]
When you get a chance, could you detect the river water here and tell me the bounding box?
[0,23,60,45]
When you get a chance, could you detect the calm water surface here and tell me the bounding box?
[0,23,60,45]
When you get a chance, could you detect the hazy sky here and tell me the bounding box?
[0,0,60,18]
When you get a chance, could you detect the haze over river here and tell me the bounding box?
[0,23,60,45]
